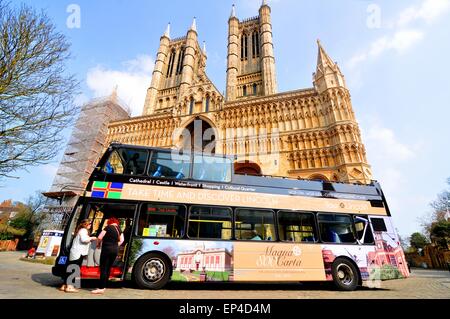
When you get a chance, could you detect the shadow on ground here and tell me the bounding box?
[30,273,389,292]
[163,281,388,292]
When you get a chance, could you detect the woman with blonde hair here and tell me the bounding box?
[60,219,97,293]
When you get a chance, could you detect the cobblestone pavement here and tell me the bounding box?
[1,251,449,299]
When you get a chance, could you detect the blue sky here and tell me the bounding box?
[2,0,450,238]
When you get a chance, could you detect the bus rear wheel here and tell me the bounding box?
[331,258,359,291]
[134,253,171,290]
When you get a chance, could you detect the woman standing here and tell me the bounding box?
[60,219,96,293]
[91,217,124,294]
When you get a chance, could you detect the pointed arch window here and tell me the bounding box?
[252,33,256,58]
[244,35,248,59]
[255,32,260,57]
[253,83,257,95]
[176,47,185,75]
[167,49,176,78]
[241,34,248,60]
[205,96,210,113]
[241,36,244,60]
[252,32,260,58]
[243,85,247,97]
[189,97,194,115]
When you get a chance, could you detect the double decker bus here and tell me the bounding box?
[53,143,409,291]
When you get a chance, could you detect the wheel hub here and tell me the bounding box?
[143,259,165,282]
[336,263,354,285]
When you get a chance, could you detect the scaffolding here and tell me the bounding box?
[42,92,130,229]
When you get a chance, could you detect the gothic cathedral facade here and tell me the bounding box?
[106,3,373,184]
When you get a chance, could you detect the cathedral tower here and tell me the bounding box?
[143,23,171,115]
[143,19,220,116]
[312,40,372,183]
[226,1,278,102]
[108,4,373,185]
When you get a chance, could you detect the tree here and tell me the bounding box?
[420,178,450,236]
[8,190,47,239]
[398,232,411,252]
[430,220,450,250]
[409,232,429,252]
[0,1,79,180]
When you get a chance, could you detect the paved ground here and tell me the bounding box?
[1,251,449,299]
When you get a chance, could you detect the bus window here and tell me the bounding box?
[278,211,317,243]
[86,203,136,235]
[87,205,105,236]
[354,215,374,244]
[235,209,276,241]
[370,217,387,232]
[193,155,232,182]
[138,204,186,238]
[104,148,148,175]
[188,206,232,240]
[148,151,190,179]
[318,214,356,244]
[103,150,124,174]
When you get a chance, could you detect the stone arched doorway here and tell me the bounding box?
[308,174,329,182]
[181,117,217,154]
[234,161,262,176]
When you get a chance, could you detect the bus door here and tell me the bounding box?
[81,202,137,280]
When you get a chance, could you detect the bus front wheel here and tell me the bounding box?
[133,253,171,290]
[331,258,359,291]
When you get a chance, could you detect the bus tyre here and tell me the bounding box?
[332,258,359,291]
[134,253,171,290]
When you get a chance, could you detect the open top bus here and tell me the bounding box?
[53,143,409,291]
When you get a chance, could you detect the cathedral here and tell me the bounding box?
[106,2,373,184]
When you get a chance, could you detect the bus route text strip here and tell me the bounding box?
[87,183,387,216]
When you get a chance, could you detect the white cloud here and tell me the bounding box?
[398,0,450,27]
[361,119,418,188]
[362,123,424,236]
[387,30,425,53]
[346,0,449,71]
[347,30,424,69]
[86,54,154,116]
[365,125,415,163]
[370,30,424,57]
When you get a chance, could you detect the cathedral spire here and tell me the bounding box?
[163,23,171,39]
[190,17,197,32]
[202,41,207,55]
[316,39,336,72]
[230,4,236,19]
[314,39,346,93]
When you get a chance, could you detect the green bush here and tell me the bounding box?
[370,264,403,281]
[0,224,27,238]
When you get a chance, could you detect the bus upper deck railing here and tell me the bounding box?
[95,143,383,197]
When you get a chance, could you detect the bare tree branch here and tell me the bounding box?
[0,1,79,180]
